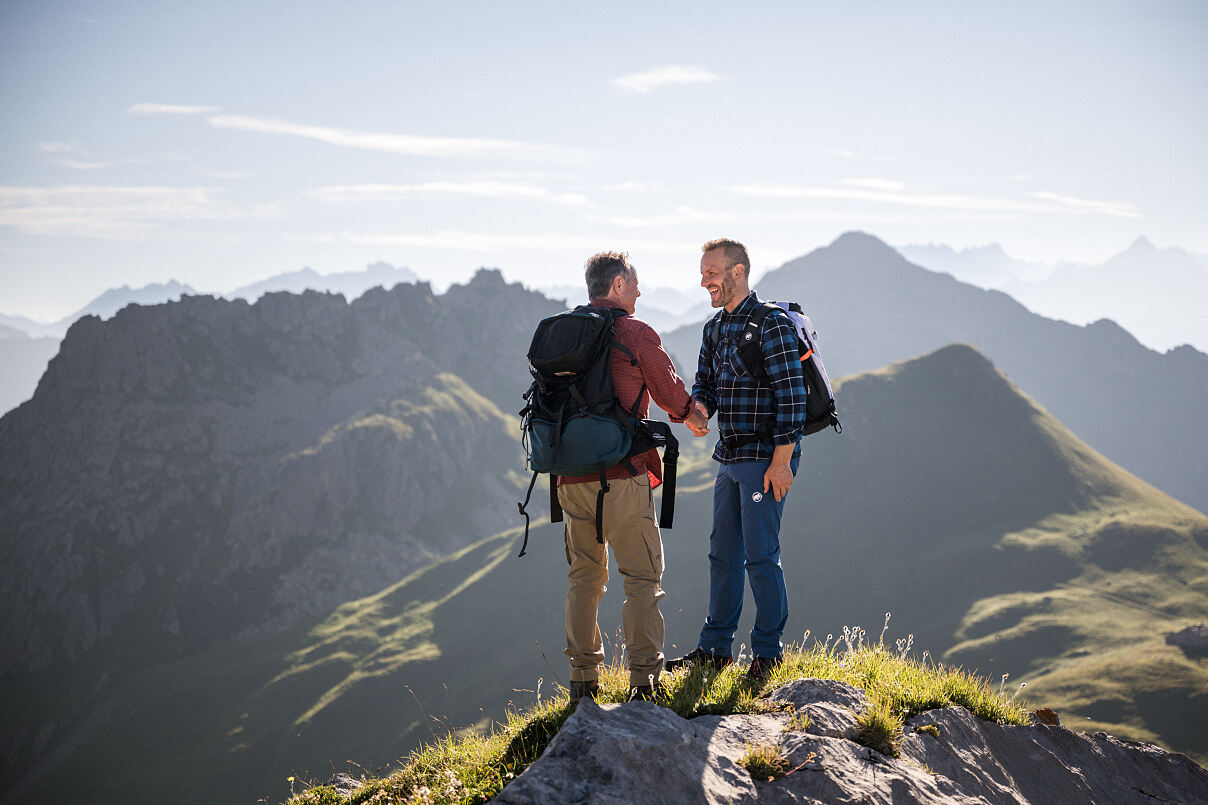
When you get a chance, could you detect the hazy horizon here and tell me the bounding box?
[3,1,1206,320]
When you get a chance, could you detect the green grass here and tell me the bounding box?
[738,741,790,781]
[283,633,1030,804]
[943,498,1208,765]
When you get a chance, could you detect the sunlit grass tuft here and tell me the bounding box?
[738,741,789,781]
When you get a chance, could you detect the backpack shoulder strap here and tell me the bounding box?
[748,301,780,328]
[735,302,780,380]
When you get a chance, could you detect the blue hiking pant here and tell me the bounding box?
[697,456,799,660]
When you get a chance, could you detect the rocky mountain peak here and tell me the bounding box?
[827,230,905,263]
[1126,235,1157,254]
[0,274,562,705]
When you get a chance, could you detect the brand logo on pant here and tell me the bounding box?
[751,492,763,502]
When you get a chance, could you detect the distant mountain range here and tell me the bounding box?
[9,338,1202,804]
[224,260,417,302]
[662,232,1208,515]
[0,280,197,339]
[899,237,1208,353]
[0,263,419,415]
[898,242,1065,286]
[538,282,712,333]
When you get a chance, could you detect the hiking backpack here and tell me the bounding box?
[706,300,841,450]
[517,305,678,557]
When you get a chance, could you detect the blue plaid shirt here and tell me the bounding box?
[693,291,807,464]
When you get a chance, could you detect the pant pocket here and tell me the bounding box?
[640,520,664,577]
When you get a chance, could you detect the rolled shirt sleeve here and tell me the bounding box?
[632,322,694,422]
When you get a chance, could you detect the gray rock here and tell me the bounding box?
[903,706,1208,804]
[495,679,1208,805]
[493,699,758,805]
[768,677,868,737]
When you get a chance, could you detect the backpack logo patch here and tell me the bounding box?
[744,332,754,341]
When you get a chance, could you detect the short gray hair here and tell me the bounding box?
[584,251,634,300]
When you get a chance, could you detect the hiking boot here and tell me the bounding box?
[747,656,783,684]
[627,682,662,702]
[569,680,598,703]
[665,647,733,672]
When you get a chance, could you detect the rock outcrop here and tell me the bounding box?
[494,680,1208,804]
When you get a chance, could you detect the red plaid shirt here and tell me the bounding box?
[560,301,695,487]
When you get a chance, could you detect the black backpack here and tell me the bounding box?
[706,300,841,452]
[517,305,678,557]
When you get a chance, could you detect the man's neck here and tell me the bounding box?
[725,288,752,313]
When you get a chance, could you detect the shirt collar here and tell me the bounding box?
[589,299,629,314]
[724,290,760,319]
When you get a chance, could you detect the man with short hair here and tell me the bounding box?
[560,251,709,702]
[666,237,808,683]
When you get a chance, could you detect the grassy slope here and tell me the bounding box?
[13,344,1207,804]
[946,494,1208,754]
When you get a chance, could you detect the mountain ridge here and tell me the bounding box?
[899,236,1208,352]
[663,231,1208,514]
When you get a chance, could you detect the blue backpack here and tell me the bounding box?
[517,305,677,557]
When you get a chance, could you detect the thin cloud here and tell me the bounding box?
[593,206,895,229]
[0,185,276,239]
[128,103,221,115]
[611,65,721,94]
[304,181,589,208]
[591,206,744,229]
[1028,191,1141,219]
[35,142,112,170]
[36,142,86,155]
[55,160,113,171]
[600,180,664,193]
[198,169,254,180]
[207,114,584,162]
[320,230,697,255]
[840,177,906,192]
[729,183,1142,219]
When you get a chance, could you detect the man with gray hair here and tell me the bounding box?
[559,251,709,702]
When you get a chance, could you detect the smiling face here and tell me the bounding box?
[700,248,745,310]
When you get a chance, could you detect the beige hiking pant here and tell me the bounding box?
[558,474,666,686]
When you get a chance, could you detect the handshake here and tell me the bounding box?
[684,399,711,438]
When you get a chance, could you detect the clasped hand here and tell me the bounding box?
[685,399,710,437]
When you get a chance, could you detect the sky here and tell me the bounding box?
[1,0,1206,321]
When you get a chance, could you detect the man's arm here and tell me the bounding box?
[761,313,807,500]
[631,321,701,426]
[763,443,795,502]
